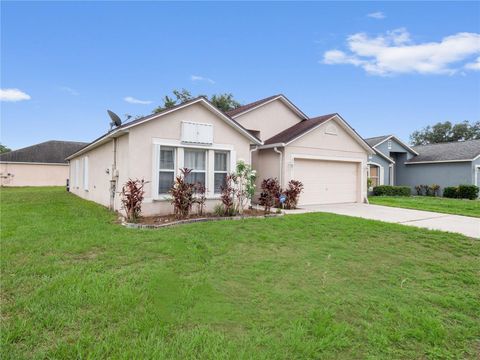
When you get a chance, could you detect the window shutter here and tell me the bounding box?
[196,123,213,144]
[181,121,213,144]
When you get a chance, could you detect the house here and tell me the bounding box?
[67,95,375,216]
[0,140,87,187]
[366,135,480,193]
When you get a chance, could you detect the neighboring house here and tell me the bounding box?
[366,135,480,193]
[67,95,374,216]
[0,140,87,187]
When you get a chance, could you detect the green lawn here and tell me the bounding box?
[1,187,479,359]
[369,195,480,218]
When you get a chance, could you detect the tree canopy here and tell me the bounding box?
[152,89,242,114]
[409,121,480,146]
[0,144,11,154]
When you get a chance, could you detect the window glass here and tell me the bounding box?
[160,147,174,169]
[214,151,229,193]
[369,164,379,187]
[186,172,206,186]
[185,149,206,170]
[158,172,174,194]
[214,152,227,171]
[214,173,227,193]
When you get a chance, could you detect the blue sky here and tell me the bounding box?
[1,1,479,149]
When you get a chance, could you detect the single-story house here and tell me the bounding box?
[0,140,88,186]
[67,95,375,216]
[365,135,480,193]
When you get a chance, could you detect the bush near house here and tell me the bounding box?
[372,185,410,197]
[443,185,479,200]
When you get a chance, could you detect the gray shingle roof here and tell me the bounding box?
[0,140,88,164]
[364,135,391,147]
[408,139,480,163]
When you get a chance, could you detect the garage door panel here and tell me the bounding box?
[294,159,358,205]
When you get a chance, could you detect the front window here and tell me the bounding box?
[214,151,229,193]
[184,149,206,186]
[158,147,175,194]
[369,164,380,188]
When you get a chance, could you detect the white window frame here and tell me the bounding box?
[213,151,230,194]
[83,156,89,191]
[367,162,384,190]
[387,140,392,150]
[158,146,176,195]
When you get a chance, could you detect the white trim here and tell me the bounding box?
[290,154,364,163]
[474,165,480,188]
[405,159,473,164]
[67,97,261,160]
[152,138,234,151]
[373,135,419,156]
[0,161,68,166]
[257,143,286,150]
[230,95,308,120]
[389,164,394,185]
[285,115,375,155]
[472,153,480,161]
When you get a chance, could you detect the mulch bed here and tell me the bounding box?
[123,209,281,229]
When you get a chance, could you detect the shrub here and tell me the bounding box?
[121,178,147,222]
[194,183,206,216]
[421,184,431,196]
[458,184,479,200]
[213,203,226,217]
[429,184,440,197]
[169,168,196,219]
[414,185,423,196]
[220,174,237,216]
[372,185,411,197]
[283,180,304,209]
[443,186,458,198]
[259,178,281,213]
[234,161,256,214]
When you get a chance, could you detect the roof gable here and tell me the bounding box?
[0,141,88,164]
[263,113,375,154]
[226,94,307,120]
[67,97,262,159]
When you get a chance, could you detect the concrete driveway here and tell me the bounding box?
[285,203,479,238]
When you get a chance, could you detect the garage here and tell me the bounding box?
[294,158,359,205]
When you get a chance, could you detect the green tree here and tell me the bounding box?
[410,120,480,145]
[0,144,11,154]
[210,93,241,112]
[152,89,242,114]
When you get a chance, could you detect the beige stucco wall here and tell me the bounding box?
[232,99,302,141]
[252,148,282,200]
[69,102,253,217]
[0,162,69,187]
[284,118,369,202]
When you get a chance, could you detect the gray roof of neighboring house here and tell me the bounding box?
[408,139,480,163]
[0,140,88,164]
[364,135,391,147]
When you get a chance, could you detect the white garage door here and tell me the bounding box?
[294,159,359,205]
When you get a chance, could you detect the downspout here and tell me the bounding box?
[109,138,118,210]
[273,147,283,187]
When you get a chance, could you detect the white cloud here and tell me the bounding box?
[322,29,480,76]
[0,88,31,102]
[60,86,79,95]
[367,12,385,19]
[190,75,215,84]
[465,56,480,71]
[124,96,152,105]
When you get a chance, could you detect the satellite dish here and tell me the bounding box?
[107,110,122,128]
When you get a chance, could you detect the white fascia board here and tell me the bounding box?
[257,143,286,149]
[372,150,395,164]
[231,95,307,120]
[405,159,473,164]
[0,161,68,166]
[374,135,419,155]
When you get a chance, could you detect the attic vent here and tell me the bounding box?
[325,124,337,135]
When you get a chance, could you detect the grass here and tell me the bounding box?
[1,187,479,359]
[368,195,480,218]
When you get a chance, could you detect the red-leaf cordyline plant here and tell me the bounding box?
[121,178,148,222]
[283,180,304,209]
[194,182,206,216]
[220,174,237,216]
[169,168,196,219]
[258,177,281,214]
